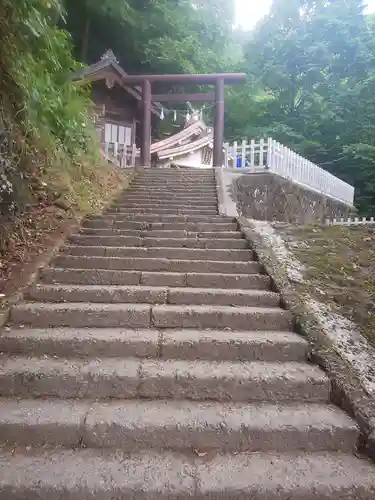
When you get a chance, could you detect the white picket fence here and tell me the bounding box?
[224,138,355,206]
[325,217,375,226]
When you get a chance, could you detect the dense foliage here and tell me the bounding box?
[226,0,375,213]
[0,0,99,214]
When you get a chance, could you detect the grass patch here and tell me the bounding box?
[278,224,375,346]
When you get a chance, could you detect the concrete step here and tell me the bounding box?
[151,304,292,331]
[79,228,243,239]
[11,302,153,328]
[11,303,290,330]
[118,191,217,198]
[136,181,216,185]
[0,399,358,452]
[130,181,215,187]
[115,200,218,208]
[0,328,308,362]
[112,203,218,211]
[128,188,218,196]
[53,256,261,274]
[115,196,218,204]
[128,188,217,195]
[1,449,374,499]
[70,234,248,249]
[84,220,238,231]
[0,357,328,401]
[84,213,234,224]
[27,284,280,308]
[61,246,253,262]
[138,171,214,176]
[105,208,219,215]
[109,202,218,210]
[136,178,215,182]
[138,177,215,182]
[40,268,270,289]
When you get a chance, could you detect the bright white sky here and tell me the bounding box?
[235,0,375,30]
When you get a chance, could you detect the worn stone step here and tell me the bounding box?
[131,178,215,183]
[1,449,374,499]
[40,268,270,289]
[0,357,328,401]
[11,302,152,328]
[115,197,218,205]
[131,182,216,187]
[76,401,360,452]
[115,202,218,210]
[83,219,238,231]
[53,255,261,274]
[27,284,168,304]
[151,304,292,331]
[27,284,280,307]
[70,234,248,249]
[112,203,218,211]
[106,208,219,215]
[128,189,218,196]
[79,228,242,239]
[167,287,279,307]
[143,237,247,249]
[62,246,253,262]
[0,328,307,362]
[160,329,307,361]
[131,187,216,192]
[139,171,214,176]
[0,327,159,359]
[84,213,234,224]
[130,181,215,187]
[138,178,215,183]
[117,193,218,200]
[111,221,238,231]
[11,302,289,330]
[109,202,218,209]
[0,399,358,453]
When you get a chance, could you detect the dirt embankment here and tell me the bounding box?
[0,162,133,307]
[277,224,375,346]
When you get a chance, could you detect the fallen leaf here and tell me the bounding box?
[194,449,208,457]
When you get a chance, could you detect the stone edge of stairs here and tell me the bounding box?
[236,214,375,463]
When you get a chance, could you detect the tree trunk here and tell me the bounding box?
[81,16,91,61]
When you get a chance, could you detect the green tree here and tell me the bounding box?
[225,0,375,212]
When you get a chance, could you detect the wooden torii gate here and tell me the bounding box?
[121,73,246,167]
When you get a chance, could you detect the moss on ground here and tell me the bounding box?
[277,224,375,346]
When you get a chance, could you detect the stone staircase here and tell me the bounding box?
[0,167,374,498]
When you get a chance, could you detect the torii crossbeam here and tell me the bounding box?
[121,73,246,167]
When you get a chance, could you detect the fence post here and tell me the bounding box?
[241,139,246,168]
[267,137,272,170]
[224,142,229,169]
[250,139,255,168]
[232,141,238,169]
[259,138,265,167]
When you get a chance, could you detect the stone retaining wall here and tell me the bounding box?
[215,168,354,223]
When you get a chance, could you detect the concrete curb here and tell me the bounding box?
[238,216,375,461]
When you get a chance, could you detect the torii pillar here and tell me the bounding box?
[142,79,152,168]
[213,77,225,168]
[122,73,246,167]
